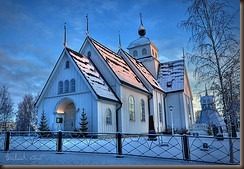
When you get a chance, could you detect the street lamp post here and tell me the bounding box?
[169,106,174,135]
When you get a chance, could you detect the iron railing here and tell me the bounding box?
[0,131,240,165]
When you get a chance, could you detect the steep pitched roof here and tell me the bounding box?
[66,48,119,102]
[88,37,149,93]
[157,59,184,93]
[119,49,163,92]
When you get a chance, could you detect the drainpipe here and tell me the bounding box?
[148,94,155,133]
[116,102,122,132]
[163,93,168,131]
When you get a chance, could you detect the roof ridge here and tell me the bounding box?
[88,36,119,57]
[120,49,163,91]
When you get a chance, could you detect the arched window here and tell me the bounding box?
[159,103,162,122]
[106,108,112,125]
[64,80,69,93]
[142,48,147,55]
[133,50,138,57]
[65,61,70,69]
[58,81,63,94]
[141,99,145,121]
[129,96,135,121]
[70,79,75,92]
[87,51,91,57]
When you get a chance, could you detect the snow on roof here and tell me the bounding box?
[66,48,118,102]
[127,36,151,49]
[157,59,184,93]
[88,37,149,93]
[121,49,163,91]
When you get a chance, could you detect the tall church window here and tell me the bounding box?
[65,61,70,69]
[58,81,63,94]
[142,48,147,55]
[64,80,69,93]
[129,96,135,121]
[106,108,112,125]
[133,50,138,57]
[70,79,75,92]
[159,103,162,122]
[141,99,145,121]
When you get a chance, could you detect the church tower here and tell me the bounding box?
[127,14,160,78]
[200,86,216,110]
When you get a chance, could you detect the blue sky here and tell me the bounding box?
[0,0,240,112]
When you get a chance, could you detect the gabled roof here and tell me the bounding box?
[119,49,163,92]
[66,48,119,102]
[157,59,184,93]
[88,37,149,93]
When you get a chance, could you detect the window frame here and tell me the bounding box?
[65,60,70,69]
[140,99,145,121]
[106,108,112,125]
[70,79,75,92]
[58,81,63,94]
[133,50,138,57]
[129,96,135,121]
[142,48,147,55]
[64,80,69,93]
[159,103,162,122]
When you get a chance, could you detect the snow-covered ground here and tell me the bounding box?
[0,132,240,164]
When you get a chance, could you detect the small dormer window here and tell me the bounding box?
[133,50,138,57]
[65,61,70,69]
[87,51,91,57]
[142,48,147,55]
[167,81,172,88]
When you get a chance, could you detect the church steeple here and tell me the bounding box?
[138,13,146,37]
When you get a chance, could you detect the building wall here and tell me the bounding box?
[97,100,117,133]
[165,92,186,130]
[151,90,165,133]
[37,52,99,132]
[119,86,149,133]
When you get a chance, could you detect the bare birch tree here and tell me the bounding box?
[0,86,14,131]
[16,94,37,132]
[179,0,240,163]
[179,0,239,127]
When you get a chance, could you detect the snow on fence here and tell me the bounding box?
[0,131,240,165]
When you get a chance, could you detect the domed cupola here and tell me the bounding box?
[127,13,160,78]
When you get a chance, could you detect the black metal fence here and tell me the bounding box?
[0,131,240,165]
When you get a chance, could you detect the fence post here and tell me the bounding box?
[182,134,190,161]
[56,130,63,153]
[4,131,10,152]
[116,132,124,158]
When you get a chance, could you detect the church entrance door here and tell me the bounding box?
[64,103,76,131]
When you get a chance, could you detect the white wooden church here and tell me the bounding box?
[36,16,194,134]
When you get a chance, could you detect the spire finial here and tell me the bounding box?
[86,14,89,36]
[205,84,208,96]
[182,47,185,60]
[118,31,122,49]
[140,13,143,26]
[138,13,146,36]
[63,22,67,47]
